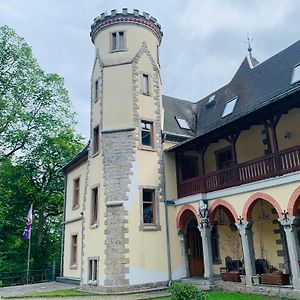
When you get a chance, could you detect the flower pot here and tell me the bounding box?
[260,273,290,285]
[252,275,261,284]
[240,274,246,284]
[221,272,241,282]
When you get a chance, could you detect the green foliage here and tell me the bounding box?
[0,25,76,158]
[0,25,83,284]
[168,283,208,300]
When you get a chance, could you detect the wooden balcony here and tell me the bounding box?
[178,145,300,198]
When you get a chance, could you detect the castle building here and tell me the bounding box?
[61,8,300,292]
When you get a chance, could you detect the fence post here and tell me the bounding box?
[52,261,56,281]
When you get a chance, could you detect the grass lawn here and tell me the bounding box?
[157,291,294,300]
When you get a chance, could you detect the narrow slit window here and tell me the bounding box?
[142,74,150,95]
[291,65,300,84]
[91,187,98,225]
[111,32,117,50]
[119,31,125,49]
[222,97,238,117]
[73,178,80,208]
[93,126,99,154]
[94,80,99,102]
[71,234,78,266]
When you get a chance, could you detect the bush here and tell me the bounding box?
[168,283,209,300]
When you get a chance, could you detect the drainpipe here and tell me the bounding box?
[60,174,67,278]
[162,151,172,285]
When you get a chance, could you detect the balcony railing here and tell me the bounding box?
[178,145,300,198]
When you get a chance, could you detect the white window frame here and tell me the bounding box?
[222,97,238,118]
[175,117,191,130]
[88,257,99,285]
[291,64,300,84]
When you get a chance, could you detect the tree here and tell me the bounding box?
[0,25,75,158]
[0,25,83,284]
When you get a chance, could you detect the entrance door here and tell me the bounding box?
[186,219,204,276]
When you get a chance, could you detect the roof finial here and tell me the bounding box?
[246,32,253,56]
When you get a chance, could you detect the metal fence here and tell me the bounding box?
[0,263,60,287]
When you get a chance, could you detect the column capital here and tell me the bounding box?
[235,221,253,235]
[278,216,300,227]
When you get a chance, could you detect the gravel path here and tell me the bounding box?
[0,282,169,299]
[0,282,77,298]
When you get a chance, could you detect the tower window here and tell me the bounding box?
[142,189,155,224]
[141,121,153,147]
[142,74,150,95]
[73,178,80,208]
[91,187,98,226]
[70,234,78,266]
[93,126,99,154]
[94,80,99,102]
[110,31,126,51]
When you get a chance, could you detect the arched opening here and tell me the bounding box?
[186,218,204,277]
[210,205,242,275]
[248,198,290,276]
[176,206,204,277]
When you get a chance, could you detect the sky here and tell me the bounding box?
[1,0,300,140]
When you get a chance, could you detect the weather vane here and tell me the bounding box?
[246,32,253,55]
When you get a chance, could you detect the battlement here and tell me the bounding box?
[90,8,163,44]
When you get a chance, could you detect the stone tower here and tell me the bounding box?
[80,9,167,289]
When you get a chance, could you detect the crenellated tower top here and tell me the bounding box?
[90,8,163,45]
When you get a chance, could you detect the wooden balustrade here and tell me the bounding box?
[177,145,300,198]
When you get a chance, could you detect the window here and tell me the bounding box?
[222,97,238,117]
[181,156,199,181]
[291,64,300,84]
[208,94,216,103]
[142,189,155,224]
[93,126,99,154]
[111,31,125,51]
[94,80,99,102]
[142,74,150,95]
[71,234,78,266]
[88,259,98,283]
[141,121,153,147]
[175,117,191,130]
[215,146,233,170]
[73,178,80,208]
[91,187,98,226]
[157,45,159,64]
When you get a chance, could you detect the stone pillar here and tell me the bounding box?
[198,224,214,281]
[236,221,256,286]
[278,216,300,290]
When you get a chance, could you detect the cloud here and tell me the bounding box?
[179,0,299,39]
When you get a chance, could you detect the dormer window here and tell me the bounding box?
[175,117,191,130]
[208,94,215,103]
[206,94,216,108]
[110,31,125,51]
[222,97,238,118]
[291,64,300,84]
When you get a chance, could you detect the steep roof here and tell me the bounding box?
[162,95,196,138]
[164,40,300,145]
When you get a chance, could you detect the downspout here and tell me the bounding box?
[162,150,172,285]
[60,173,67,278]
